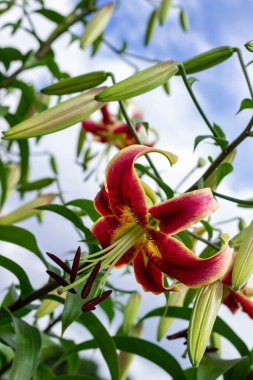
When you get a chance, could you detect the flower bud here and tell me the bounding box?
[2,88,106,140]
[197,157,206,168]
[182,46,233,74]
[0,194,54,225]
[95,61,178,101]
[6,164,21,193]
[159,0,172,25]
[80,3,114,49]
[179,9,189,32]
[245,41,253,53]
[188,281,223,366]
[232,220,253,291]
[122,292,141,335]
[41,71,108,95]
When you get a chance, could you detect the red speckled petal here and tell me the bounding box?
[101,105,114,124]
[82,120,107,136]
[146,229,232,287]
[105,145,177,226]
[94,186,113,217]
[149,188,218,235]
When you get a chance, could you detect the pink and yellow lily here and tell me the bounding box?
[88,145,232,293]
[82,105,156,149]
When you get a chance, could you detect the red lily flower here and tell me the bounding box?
[89,145,232,294]
[222,253,253,318]
[82,105,156,149]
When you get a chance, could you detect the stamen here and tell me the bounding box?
[82,290,112,312]
[46,270,76,294]
[70,246,81,283]
[46,252,71,274]
[82,261,102,299]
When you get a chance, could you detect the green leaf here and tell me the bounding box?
[9,317,41,380]
[18,177,55,192]
[66,199,100,222]
[61,291,83,336]
[50,155,58,175]
[0,225,47,266]
[76,128,86,157]
[145,10,158,46]
[197,354,249,380]
[49,376,97,380]
[187,77,198,87]
[179,9,189,32]
[0,255,33,297]
[17,140,29,184]
[0,47,23,70]
[35,8,65,24]
[215,162,233,186]
[79,313,119,380]
[194,135,228,151]
[37,204,85,231]
[236,98,253,114]
[114,336,186,380]
[0,159,7,208]
[140,306,249,356]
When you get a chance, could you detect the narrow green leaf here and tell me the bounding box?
[0,225,47,266]
[198,354,249,380]
[144,10,158,46]
[61,291,83,336]
[79,313,119,380]
[76,128,86,157]
[66,199,100,222]
[0,159,7,208]
[35,8,65,24]
[179,9,189,32]
[49,376,97,380]
[9,317,41,380]
[37,204,85,231]
[18,177,55,192]
[17,140,29,184]
[215,162,233,186]
[0,255,33,297]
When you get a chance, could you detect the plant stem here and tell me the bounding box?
[187,230,220,251]
[233,47,253,100]
[187,116,253,192]
[177,63,217,137]
[213,191,253,206]
[175,165,198,191]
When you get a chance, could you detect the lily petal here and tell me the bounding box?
[82,120,107,135]
[146,229,232,287]
[105,145,177,225]
[91,216,139,266]
[149,188,218,235]
[133,243,178,294]
[94,186,113,216]
[232,291,253,318]
[101,105,114,124]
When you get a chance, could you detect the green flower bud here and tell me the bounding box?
[6,164,21,193]
[41,71,108,95]
[182,46,233,74]
[0,194,55,225]
[122,292,141,335]
[159,0,172,25]
[80,3,114,49]
[245,41,253,53]
[179,9,189,32]
[197,157,206,168]
[95,61,178,101]
[188,281,223,366]
[232,220,253,291]
[2,88,106,140]
[36,290,65,318]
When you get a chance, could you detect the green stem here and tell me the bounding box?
[108,73,165,183]
[175,165,198,191]
[187,230,220,251]
[187,116,253,191]
[213,190,253,206]
[233,47,253,100]
[177,63,217,137]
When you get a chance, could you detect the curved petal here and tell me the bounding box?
[82,120,107,136]
[232,291,253,318]
[91,216,139,267]
[133,243,178,294]
[145,229,232,287]
[101,105,114,124]
[223,289,239,314]
[105,145,178,226]
[149,188,218,235]
[94,186,113,217]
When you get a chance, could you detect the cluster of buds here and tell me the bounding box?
[46,247,112,312]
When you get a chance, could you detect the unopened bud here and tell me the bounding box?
[179,9,189,32]
[245,41,253,53]
[122,292,141,335]
[188,281,223,366]
[2,88,106,140]
[197,158,206,168]
[41,71,108,95]
[159,0,172,25]
[232,220,253,291]
[80,4,114,49]
[95,61,178,101]
[182,46,233,74]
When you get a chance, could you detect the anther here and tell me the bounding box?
[46,252,71,274]
[46,270,76,294]
[70,246,81,283]
[82,261,102,299]
[82,290,112,312]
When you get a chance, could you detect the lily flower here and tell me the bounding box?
[82,105,157,149]
[222,253,253,318]
[64,145,230,295]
